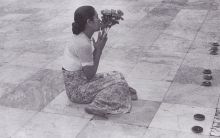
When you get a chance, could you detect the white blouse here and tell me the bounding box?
[62,33,94,71]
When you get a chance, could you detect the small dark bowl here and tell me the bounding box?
[210,50,218,55]
[203,75,212,80]
[201,81,212,86]
[210,47,218,51]
[192,126,203,133]
[194,114,205,121]
[203,69,212,74]
[212,42,220,47]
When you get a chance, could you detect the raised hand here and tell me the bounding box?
[92,29,108,51]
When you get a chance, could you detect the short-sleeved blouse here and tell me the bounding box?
[62,33,94,71]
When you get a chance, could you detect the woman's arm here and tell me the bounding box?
[82,30,107,80]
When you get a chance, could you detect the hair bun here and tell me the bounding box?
[72,22,81,35]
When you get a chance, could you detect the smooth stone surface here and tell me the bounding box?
[94,100,161,127]
[127,78,171,102]
[129,62,179,81]
[182,53,210,69]
[45,56,63,71]
[183,52,220,70]
[164,83,220,108]
[43,91,93,119]
[0,65,39,84]
[0,69,65,110]
[9,52,56,69]
[1,0,220,137]
[201,20,220,33]
[149,33,191,53]
[207,10,220,20]
[140,49,184,65]
[102,47,142,64]
[12,112,90,138]
[149,103,215,135]
[163,9,207,40]
[143,128,209,138]
[163,22,199,40]
[189,31,220,54]
[172,9,208,23]
[98,60,135,78]
[77,120,147,138]
[0,50,23,66]
[0,105,36,138]
[186,0,216,10]
[174,65,220,87]
[0,82,17,98]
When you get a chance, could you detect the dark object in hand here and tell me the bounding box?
[212,42,220,47]
[201,81,212,86]
[194,114,205,121]
[203,69,212,74]
[192,126,203,133]
[101,9,124,28]
[203,75,212,80]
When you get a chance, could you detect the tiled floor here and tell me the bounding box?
[0,0,220,137]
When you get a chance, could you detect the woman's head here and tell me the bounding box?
[72,6,101,35]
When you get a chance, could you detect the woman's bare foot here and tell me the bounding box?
[129,87,138,100]
[85,107,108,119]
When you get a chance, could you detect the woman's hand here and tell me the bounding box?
[92,29,108,51]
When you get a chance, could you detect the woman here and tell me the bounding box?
[62,5,137,118]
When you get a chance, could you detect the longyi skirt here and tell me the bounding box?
[62,68,136,115]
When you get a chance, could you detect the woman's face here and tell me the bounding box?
[90,11,101,31]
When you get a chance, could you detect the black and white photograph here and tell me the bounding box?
[0,0,220,137]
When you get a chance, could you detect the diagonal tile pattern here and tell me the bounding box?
[0,0,220,137]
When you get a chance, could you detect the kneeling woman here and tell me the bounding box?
[62,6,137,118]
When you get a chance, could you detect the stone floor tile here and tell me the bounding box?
[102,47,142,64]
[183,53,211,69]
[164,82,220,108]
[0,13,31,23]
[163,21,200,40]
[0,50,23,66]
[94,100,160,127]
[162,9,207,40]
[43,91,93,119]
[9,52,56,69]
[189,31,220,54]
[0,65,39,84]
[210,136,220,138]
[149,103,215,135]
[173,65,220,87]
[207,10,220,20]
[172,9,208,23]
[0,105,36,138]
[98,60,135,78]
[140,49,185,65]
[147,3,180,18]
[148,33,191,53]
[12,112,90,138]
[0,69,65,110]
[201,20,220,33]
[127,78,171,102]
[143,128,209,138]
[45,56,63,71]
[186,0,217,10]
[0,82,17,98]
[77,120,147,138]
[129,62,179,81]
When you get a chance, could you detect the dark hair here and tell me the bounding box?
[72,6,95,35]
